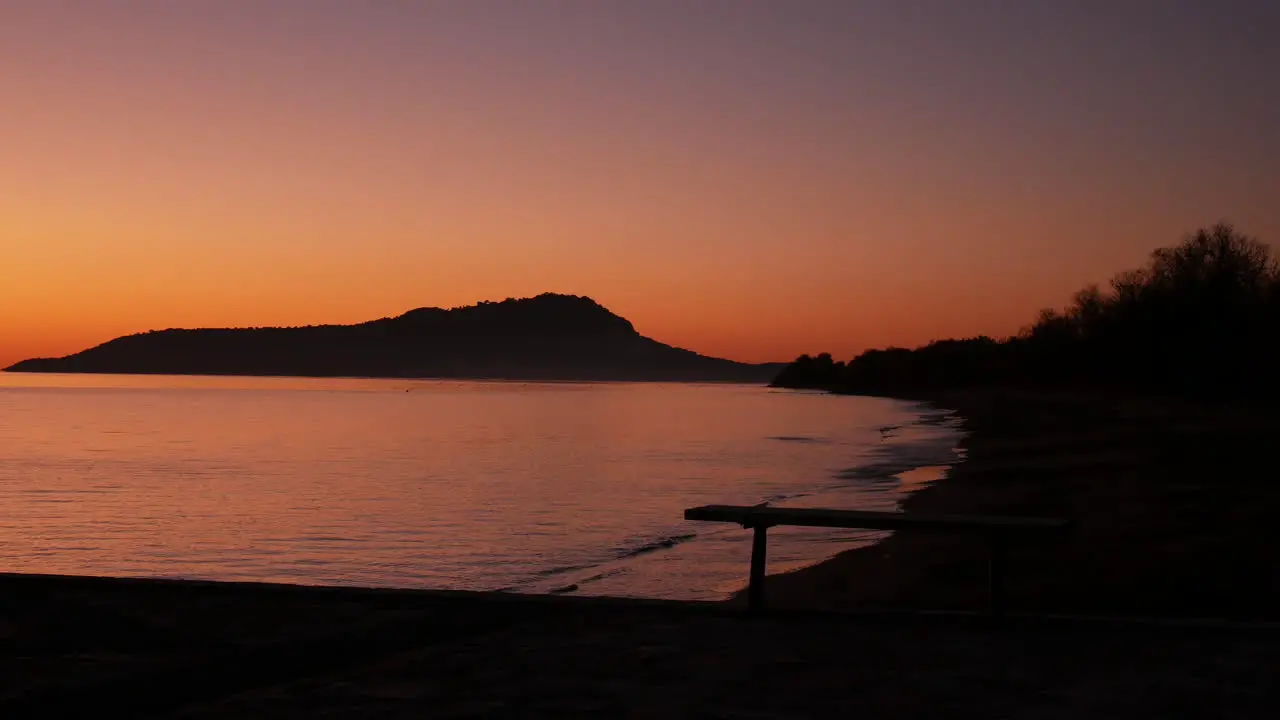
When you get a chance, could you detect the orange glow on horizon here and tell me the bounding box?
[2,3,1277,369]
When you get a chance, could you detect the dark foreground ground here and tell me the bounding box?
[2,573,1278,719]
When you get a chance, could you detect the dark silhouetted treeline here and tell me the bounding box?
[7,293,783,382]
[773,223,1280,398]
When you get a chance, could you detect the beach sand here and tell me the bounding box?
[2,573,1278,718]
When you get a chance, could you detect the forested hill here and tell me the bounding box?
[773,224,1280,399]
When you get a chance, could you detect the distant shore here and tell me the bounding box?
[750,387,1280,620]
[0,368,777,384]
[3,293,784,384]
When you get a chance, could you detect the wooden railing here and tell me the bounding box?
[684,505,1071,616]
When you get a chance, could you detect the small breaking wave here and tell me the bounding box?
[548,566,633,595]
[833,412,963,485]
[614,532,697,560]
[767,435,829,444]
[507,532,697,593]
[530,562,598,578]
[835,462,916,482]
[763,491,813,504]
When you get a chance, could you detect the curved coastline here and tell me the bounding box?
[738,387,1280,621]
[730,392,973,610]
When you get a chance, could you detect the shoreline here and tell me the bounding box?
[730,399,966,593]
[1,377,952,603]
[5,390,1279,713]
[726,391,973,609]
[749,387,1280,620]
[4,385,1273,621]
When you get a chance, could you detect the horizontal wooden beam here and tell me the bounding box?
[684,504,1070,533]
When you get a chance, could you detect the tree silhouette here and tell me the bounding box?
[774,223,1280,398]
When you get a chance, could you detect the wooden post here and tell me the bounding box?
[748,524,769,612]
[988,531,1008,622]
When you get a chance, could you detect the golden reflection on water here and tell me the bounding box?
[0,374,960,599]
[894,465,950,494]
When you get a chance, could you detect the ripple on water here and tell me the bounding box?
[0,377,964,600]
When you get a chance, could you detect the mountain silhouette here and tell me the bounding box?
[5,294,781,382]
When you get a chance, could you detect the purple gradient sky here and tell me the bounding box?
[2,0,1277,364]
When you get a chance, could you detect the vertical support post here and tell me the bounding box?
[988,531,1008,623]
[748,523,769,613]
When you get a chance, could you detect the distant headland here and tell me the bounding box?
[4,293,783,383]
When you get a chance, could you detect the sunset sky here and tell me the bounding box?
[2,0,1277,367]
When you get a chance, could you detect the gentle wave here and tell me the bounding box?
[614,532,698,560]
[530,562,599,578]
[506,532,699,592]
[763,491,813,504]
[0,377,964,600]
[551,567,631,594]
[766,435,829,444]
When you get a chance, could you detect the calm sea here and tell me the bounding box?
[0,373,962,600]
